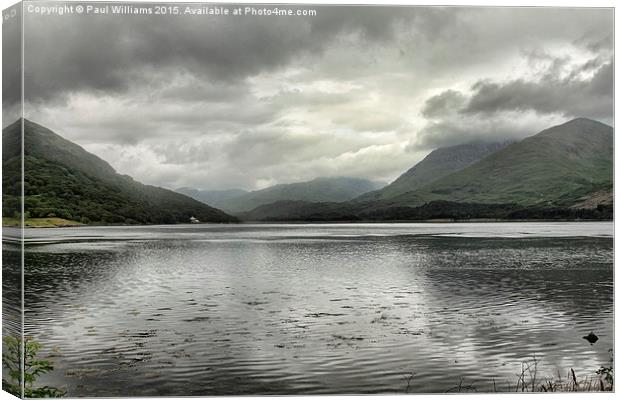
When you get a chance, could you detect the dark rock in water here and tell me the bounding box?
[583,332,599,345]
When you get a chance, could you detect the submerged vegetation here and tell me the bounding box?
[2,336,66,398]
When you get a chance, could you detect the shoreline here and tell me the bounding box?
[2,218,613,229]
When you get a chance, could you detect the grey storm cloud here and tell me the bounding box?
[414,52,613,150]
[419,51,613,121]
[421,90,467,118]
[20,5,455,105]
[463,59,613,120]
[37,89,278,145]
[2,4,22,121]
[412,115,552,150]
[9,3,614,190]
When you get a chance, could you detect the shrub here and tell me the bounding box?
[2,335,66,398]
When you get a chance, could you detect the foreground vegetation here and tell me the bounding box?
[2,336,65,398]
[1,335,612,396]
[425,352,614,393]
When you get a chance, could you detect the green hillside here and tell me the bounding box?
[237,200,357,222]
[2,119,237,225]
[388,118,613,207]
[3,117,611,225]
[239,198,611,222]
[239,118,613,222]
[357,140,511,201]
[221,176,384,214]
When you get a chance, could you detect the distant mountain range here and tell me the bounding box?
[2,117,612,226]
[178,177,385,214]
[238,118,613,221]
[175,188,249,211]
[2,119,237,225]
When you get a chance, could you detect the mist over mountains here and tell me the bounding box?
[177,177,385,214]
[175,188,249,211]
[234,118,613,221]
[2,117,612,226]
[386,118,612,207]
[357,141,514,202]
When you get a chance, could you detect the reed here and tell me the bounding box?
[436,351,614,393]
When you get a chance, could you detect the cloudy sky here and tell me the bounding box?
[6,3,613,191]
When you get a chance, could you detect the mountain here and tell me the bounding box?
[220,176,385,214]
[239,118,612,221]
[2,119,237,224]
[387,118,613,207]
[238,200,359,222]
[175,187,248,210]
[356,140,512,201]
[4,117,610,225]
[239,199,525,222]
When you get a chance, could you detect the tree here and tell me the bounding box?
[2,335,66,397]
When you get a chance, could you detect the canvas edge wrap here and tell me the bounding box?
[2,1,25,398]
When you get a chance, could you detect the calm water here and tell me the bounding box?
[4,222,614,395]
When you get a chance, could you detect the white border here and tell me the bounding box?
[0,1,616,400]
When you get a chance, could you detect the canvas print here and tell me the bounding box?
[1,1,614,397]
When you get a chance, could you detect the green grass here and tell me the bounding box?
[2,217,83,228]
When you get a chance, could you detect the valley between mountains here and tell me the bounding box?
[2,117,612,227]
